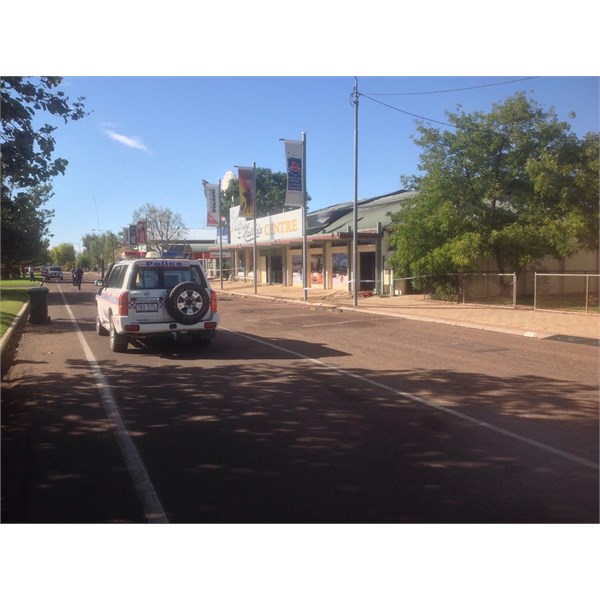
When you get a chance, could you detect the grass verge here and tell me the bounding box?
[0,280,37,337]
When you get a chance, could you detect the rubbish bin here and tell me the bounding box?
[28,286,50,324]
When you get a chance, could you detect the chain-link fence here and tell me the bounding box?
[393,273,517,307]
[534,273,599,313]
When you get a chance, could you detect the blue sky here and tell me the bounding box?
[39,76,599,250]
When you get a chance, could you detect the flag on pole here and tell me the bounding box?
[238,166,255,218]
[203,180,220,227]
[284,139,304,208]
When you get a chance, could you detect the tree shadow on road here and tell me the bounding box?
[2,327,598,524]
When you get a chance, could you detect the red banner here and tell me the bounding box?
[137,221,147,244]
[238,167,255,218]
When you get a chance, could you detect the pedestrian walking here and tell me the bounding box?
[72,265,83,290]
[28,265,35,282]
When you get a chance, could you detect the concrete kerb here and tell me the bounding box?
[0,301,29,360]
[323,303,555,339]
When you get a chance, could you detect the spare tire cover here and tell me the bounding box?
[166,282,210,325]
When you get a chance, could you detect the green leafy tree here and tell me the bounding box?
[222,167,310,218]
[49,242,76,268]
[1,76,88,276]
[388,93,599,293]
[81,232,122,269]
[1,184,54,275]
[132,204,187,255]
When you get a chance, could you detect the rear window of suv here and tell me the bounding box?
[131,266,205,290]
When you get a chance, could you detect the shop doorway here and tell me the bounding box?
[360,252,376,291]
[268,255,283,284]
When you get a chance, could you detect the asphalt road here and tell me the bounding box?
[2,282,598,523]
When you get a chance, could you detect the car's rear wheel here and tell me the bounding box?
[166,282,210,325]
[109,316,128,352]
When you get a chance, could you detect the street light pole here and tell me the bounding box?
[218,179,224,290]
[280,134,308,299]
[352,77,359,307]
[302,131,308,301]
[253,162,257,295]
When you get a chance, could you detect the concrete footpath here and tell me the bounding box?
[213,280,600,343]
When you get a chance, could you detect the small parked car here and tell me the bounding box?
[95,255,219,352]
[46,266,64,280]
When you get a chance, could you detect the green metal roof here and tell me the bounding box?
[307,190,418,235]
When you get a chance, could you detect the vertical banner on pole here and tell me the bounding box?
[237,167,255,218]
[136,221,147,245]
[284,140,305,208]
[203,180,220,227]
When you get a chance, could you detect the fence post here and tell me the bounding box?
[512,273,517,308]
[534,272,537,310]
[585,274,589,314]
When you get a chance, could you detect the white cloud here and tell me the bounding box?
[104,129,150,152]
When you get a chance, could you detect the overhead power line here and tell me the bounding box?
[358,77,541,127]
[360,93,456,127]
[362,76,539,96]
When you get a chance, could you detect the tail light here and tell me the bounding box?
[210,289,218,313]
[118,291,129,316]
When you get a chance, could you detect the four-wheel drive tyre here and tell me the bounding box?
[109,317,128,353]
[96,316,109,336]
[166,282,210,325]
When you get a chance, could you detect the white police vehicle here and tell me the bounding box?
[95,255,219,352]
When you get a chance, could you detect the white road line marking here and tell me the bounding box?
[58,285,169,523]
[223,326,599,471]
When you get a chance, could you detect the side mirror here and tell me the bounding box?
[95,279,104,287]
